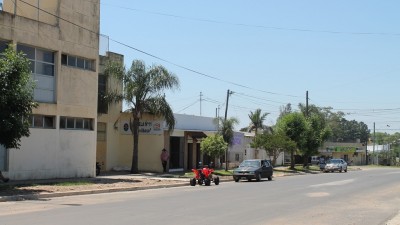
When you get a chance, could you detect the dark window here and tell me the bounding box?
[66,117,75,129]
[77,58,85,69]
[68,56,76,67]
[0,40,8,53]
[75,118,83,129]
[97,74,108,114]
[36,49,54,63]
[17,45,35,59]
[29,115,55,129]
[43,116,54,128]
[60,116,94,130]
[61,54,67,65]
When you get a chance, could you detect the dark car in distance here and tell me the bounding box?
[233,159,273,182]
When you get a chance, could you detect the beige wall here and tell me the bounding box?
[104,113,166,172]
[1,0,100,180]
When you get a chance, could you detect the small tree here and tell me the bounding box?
[276,112,307,169]
[252,133,296,166]
[0,45,36,149]
[214,117,239,171]
[200,135,228,167]
[0,45,37,182]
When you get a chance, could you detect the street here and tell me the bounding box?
[1,167,400,225]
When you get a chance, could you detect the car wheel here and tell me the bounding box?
[256,173,261,182]
[190,178,196,186]
[268,176,272,181]
[205,179,211,186]
[344,167,347,172]
[247,178,252,182]
[339,167,342,173]
[214,177,220,185]
[234,177,240,182]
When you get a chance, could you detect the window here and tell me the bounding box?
[0,40,9,53]
[61,54,95,71]
[235,154,240,162]
[29,115,55,129]
[60,116,94,130]
[97,74,108,114]
[17,44,56,103]
[97,122,106,141]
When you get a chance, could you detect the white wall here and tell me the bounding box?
[6,128,95,180]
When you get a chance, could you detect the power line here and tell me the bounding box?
[101,3,400,37]
[18,0,302,99]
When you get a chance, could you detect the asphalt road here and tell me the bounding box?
[1,167,400,225]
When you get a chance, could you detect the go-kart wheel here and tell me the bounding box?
[205,179,211,186]
[214,177,220,185]
[190,178,196,186]
[198,179,204,185]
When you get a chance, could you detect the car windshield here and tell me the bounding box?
[327,159,341,164]
[239,160,260,168]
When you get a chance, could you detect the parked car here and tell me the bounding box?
[323,159,347,173]
[232,159,273,182]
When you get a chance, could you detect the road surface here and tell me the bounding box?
[1,167,399,225]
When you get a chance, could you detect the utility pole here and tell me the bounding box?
[14,0,17,15]
[373,122,376,164]
[224,89,232,171]
[200,92,202,116]
[306,91,309,117]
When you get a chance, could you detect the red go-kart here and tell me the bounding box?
[190,166,220,186]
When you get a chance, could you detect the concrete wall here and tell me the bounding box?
[1,0,100,180]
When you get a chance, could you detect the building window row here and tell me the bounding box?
[60,117,93,130]
[61,54,95,71]
[29,115,56,129]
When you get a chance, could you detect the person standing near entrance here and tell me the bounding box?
[160,148,169,173]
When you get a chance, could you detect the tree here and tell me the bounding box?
[215,117,239,146]
[0,45,36,149]
[247,108,269,135]
[215,117,239,171]
[252,132,296,166]
[105,60,179,174]
[298,103,331,167]
[276,112,307,169]
[200,134,228,160]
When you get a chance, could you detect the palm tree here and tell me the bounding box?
[105,60,179,174]
[215,117,239,170]
[248,109,269,135]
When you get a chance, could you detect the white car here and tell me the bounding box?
[323,159,347,173]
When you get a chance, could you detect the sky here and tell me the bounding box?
[99,0,400,134]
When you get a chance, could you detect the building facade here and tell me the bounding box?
[1,0,100,180]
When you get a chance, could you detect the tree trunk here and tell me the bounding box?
[130,115,140,174]
[290,150,295,169]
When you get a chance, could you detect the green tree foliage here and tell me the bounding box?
[200,135,228,159]
[247,108,269,135]
[104,60,179,174]
[252,132,296,166]
[0,45,36,149]
[276,112,307,169]
[215,117,239,146]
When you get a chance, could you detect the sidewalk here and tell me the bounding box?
[0,172,231,202]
